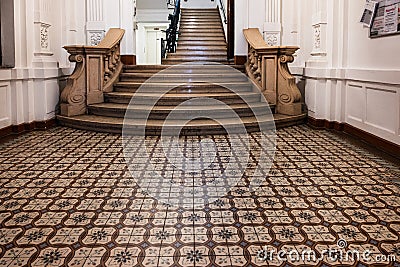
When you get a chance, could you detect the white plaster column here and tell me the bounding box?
[86,0,105,45]
[264,0,282,46]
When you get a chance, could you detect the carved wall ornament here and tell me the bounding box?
[89,31,105,46]
[40,24,50,50]
[265,33,279,46]
[313,24,321,49]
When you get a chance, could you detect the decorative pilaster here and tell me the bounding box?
[86,0,105,46]
[310,0,327,59]
[33,0,57,67]
[263,0,282,46]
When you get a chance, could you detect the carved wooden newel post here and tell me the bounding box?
[60,28,125,117]
[243,28,303,116]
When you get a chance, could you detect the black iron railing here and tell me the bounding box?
[167,0,176,8]
[219,0,227,24]
[161,0,181,59]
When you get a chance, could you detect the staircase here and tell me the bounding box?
[58,64,305,135]
[162,8,228,64]
[57,9,306,136]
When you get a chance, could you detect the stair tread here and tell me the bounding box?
[58,114,276,126]
[115,81,252,86]
[90,102,272,111]
[58,113,306,128]
[105,92,260,98]
[120,73,246,78]
[123,65,245,70]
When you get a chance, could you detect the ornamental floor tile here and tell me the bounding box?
[0,125,399,266]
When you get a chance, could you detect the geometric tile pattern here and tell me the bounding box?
[0,126,399,266]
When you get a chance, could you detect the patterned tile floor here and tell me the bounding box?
[0,125,399,267]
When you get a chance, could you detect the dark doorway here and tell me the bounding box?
[227,0,235,60]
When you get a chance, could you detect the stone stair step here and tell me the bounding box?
[162,56,227,62]
[176,46,227,51]
[57,113,307,135]
[177,41,227,46]
[181,14,221,18]
[181,18,221,21]
[114,81,254,93]
[123,64,245,73]
[178,36,226,41]
[181,8,219,12]
[173,51,227,56]
[179,29,224,36]
[180,25,222,29]
[179,33,225,38]
[104,91,262,105]
[162,59,230,65]
[119,73,247,83]
[88,102,274,119]
[180,22,222,27]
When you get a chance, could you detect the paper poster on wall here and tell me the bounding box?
[370,0,400,37]
[361,0,378,27]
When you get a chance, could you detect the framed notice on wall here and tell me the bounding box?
[370,0,400,38]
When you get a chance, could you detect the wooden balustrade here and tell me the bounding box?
[60,28,125,117]
[243,28,303,116]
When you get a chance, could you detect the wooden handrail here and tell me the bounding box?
[60,28,125,117]
[243,28,303,116]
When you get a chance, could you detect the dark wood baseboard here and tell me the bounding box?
[0,118,57,140]
[234,55,247,65]
[307,117,400,159]
[121,55,136,65]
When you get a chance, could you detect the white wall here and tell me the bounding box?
[0,0,135,131]
[235,0,282,55]
[281,0,400,145]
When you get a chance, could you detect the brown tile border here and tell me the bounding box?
[234,55,247,65]
[308,117,400,160]
[0,118,57,141]
[121,55,136,65]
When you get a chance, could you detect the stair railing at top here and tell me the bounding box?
[218,0,228,24]
[161,0,181,59]
[167,0,176,8]
[60,28,125,117]
[243,28,303,116]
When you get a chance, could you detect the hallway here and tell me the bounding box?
[0,126,399,266]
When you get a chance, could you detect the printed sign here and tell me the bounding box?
[370,0,400,37]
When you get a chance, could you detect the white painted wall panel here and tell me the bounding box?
[0,83,11,128]
[365,87,397,134]
[346,84,365,123]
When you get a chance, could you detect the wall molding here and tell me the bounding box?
[0,118,56,140]
[308,117,400,159]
